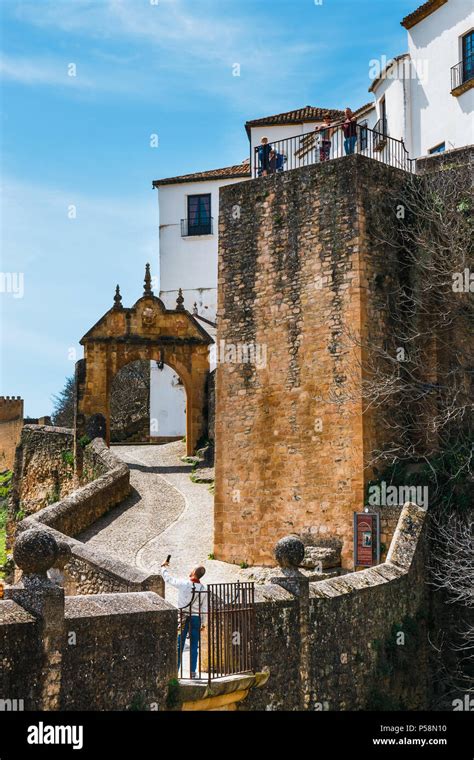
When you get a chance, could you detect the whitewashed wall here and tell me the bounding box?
[158,174,250,319]
[371,57,411,149]
[149,362,186,437]
[155,176,237,439]
[407,0,474,156]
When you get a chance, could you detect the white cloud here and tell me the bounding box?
[6,0,335,110]
[0,54,96,88]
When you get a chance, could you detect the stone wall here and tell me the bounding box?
[0,600,43,709]
[0,590,177,711]
[0,502,430,711]
[241,502,429,711]
[16,524,164,596]
[207,368,216,447]
[415,144,473,175]
[8,429,164,596]
[21,440,129,537]
[61,592,177,710]
[0,397,23,472]
[9,425,77,522]
[215,155,410,568]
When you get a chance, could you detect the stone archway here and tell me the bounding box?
[74,264,212,473]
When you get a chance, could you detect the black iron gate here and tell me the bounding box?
[178,581,255,684]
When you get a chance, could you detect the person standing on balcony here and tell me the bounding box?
[316,112,334,162]
[342,108,358,155]
[160,560,207,679]
[258,136,272,176]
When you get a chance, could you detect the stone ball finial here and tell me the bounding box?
[13,529,59,575]
[274,535,305,568]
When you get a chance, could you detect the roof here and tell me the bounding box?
[153,161,250,188]
[244,105,345,136]
[401,0,448,29]
[368,54,410,92]
[353,101,375,117]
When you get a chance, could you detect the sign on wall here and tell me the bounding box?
[353,512,380,567]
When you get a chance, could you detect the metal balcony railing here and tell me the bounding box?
[372,117,388,151]
[252,121,414,178]
[181,217,213,236]
[451,52,474,92]
[178,581,256,684]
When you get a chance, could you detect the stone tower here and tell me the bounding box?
[214,155,410,568]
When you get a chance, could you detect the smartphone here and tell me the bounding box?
[166,554,171,563]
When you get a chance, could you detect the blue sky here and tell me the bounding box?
[0,0,416,416]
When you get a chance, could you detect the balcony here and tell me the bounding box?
[252,122,414,178]
[181,218,213,237]
[451,53,474,96]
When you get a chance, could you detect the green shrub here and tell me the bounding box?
[61,450,74,467]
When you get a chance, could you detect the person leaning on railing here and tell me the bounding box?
[160,560,207,678]
[315,112,335,162]
[342,107,358,155]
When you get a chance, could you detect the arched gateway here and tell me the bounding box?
[74,264,212,472]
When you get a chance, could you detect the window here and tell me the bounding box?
[186,194,211,236]
[380,97,387,129]
[462,30,474,83]
[429,142,446,154]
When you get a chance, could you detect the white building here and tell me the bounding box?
[402,0,474,156]
[370,0,473,156]
[150,0,473,441]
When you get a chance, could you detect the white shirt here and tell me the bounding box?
[160,567,207,615]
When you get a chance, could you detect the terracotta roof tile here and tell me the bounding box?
[401,0,448,29]
[245,105,345,135]
[153,161,250,187]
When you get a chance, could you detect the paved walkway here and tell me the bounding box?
[78,443,245,606]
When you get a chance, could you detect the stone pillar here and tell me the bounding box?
[270,536,311,710]
[386,501,427,571]
[5,529,66,711]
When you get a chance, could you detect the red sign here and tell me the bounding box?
[354,512,379,567]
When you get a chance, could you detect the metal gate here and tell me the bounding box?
[178,581,255,684]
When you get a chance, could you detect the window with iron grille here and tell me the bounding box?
[186,194,211,236]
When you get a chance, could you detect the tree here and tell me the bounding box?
[50,361,151,440]
[51,376,75,428]
[351,160,473,706]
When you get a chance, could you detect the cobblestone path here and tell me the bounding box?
[78,442,245,606]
